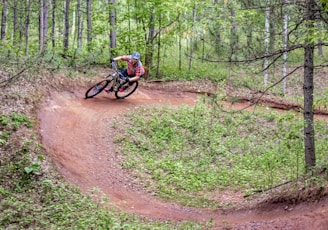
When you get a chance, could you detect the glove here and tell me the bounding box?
[110,58,114,63]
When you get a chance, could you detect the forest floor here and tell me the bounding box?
[38,79,328,229]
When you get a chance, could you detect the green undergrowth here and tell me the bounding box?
[0,112,209,229]
[0,181,208,229]
[115,98,328,208]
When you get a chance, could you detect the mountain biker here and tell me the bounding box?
[105,52,145,92]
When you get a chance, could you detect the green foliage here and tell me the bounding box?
[0,180,208,229]
[314,88,328,111]
[158,56,228,82]
[116,99,328,208]
[0,131,9,145]
[10,113,33,129]
[0,114,10,126]
[0,113,33,145]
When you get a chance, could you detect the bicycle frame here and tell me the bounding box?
[85,61,139,99]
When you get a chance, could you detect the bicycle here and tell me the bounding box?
[85,61,138,99]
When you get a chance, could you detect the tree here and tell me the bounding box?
[86,0,92,49]
[109,0,116,57]
[76,0,82,48]
[263,0,270,85]
[51,0,56,49]
[303,0,316,171]
[1,0,7,41]
[25,0,32,54]
[63,0,70,53]
[39,0,49,52]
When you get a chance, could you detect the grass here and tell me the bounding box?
[0,112,209,229]
[0,180,209,229]
[115,98,328,208]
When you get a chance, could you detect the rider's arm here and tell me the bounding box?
[113,56,130,61]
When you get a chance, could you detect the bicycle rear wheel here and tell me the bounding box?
[85,80,109,98]
[115,81,138,99]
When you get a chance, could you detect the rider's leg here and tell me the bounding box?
[121,69,128,78]
[128,75,140,82]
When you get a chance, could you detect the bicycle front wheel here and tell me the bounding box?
[115,81,138,99]
[85,80,109,99]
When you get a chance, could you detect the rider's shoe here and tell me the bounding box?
[120,85,129,92]
[104,87,113,93]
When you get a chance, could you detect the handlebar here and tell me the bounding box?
[111,61,125,79]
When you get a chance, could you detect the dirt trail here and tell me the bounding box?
[38,86,328,229]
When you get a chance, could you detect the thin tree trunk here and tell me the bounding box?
[18,0,24,50]
[145,6,155,80]
[178,19,182,70]
[156,14,161,78]
[269,5,275,52]
[189,5,196,71]
[315,0,323,56]
[43,0,49,50]
[282,0,289,94]
[109,0,116,57]
[77,0,82,48]
[86,0,92,49]
[230,9,237,60]
[63,0,70,53]
[127,1,131,53]
[13,0,17,45]
[1,0,8,41]
[52,0,56,49]
[263,0,270,85]
[25,0,32,54]
[303,0,316,171]
[39,0,44,52]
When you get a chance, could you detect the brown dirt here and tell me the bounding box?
[38,82,328,229]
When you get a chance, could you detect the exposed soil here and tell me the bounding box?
[38,81,328,229]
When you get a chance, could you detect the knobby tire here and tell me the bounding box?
[85,80,109,99]
[115,81,138,99]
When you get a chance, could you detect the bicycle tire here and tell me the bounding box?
[85,79,109,99]
[115,81,138,99]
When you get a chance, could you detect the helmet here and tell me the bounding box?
[131,52,141,60]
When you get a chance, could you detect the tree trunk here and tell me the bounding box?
[43,0,49,50]
[127,1,131,53]
[18,0,24,50]
[25,0,32,54]
[189,5,196,71]
[315,0,323,56]
[39,0,44,52]
[144,7,155,80]
[13,0,17,45]
[51,0,56,49]
[282,1,289,95]
[77,0,82,48]
[263,0,270,85]
[303,0,316,171]
[178,18,182,70]
[86,0,92,49]
[63,0,70,52]
[156,14,162,78]
[1,0,8,41]
[269,5,275,52]
[230,9,238,60]
[109,0,116,57]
